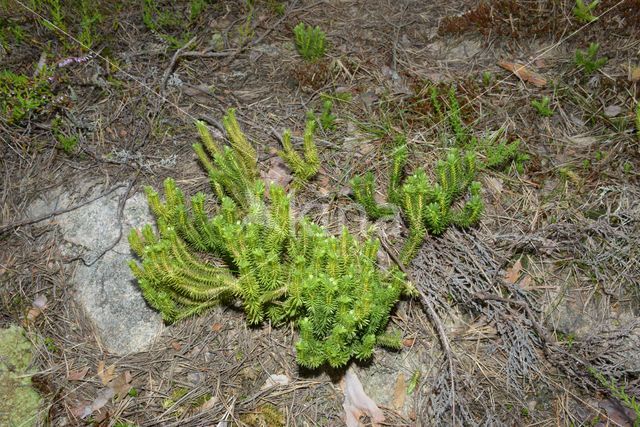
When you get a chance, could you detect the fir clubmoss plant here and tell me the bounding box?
[575,43,607,75]
[573,0,599,23]
[351,144,483,264]
[398,149,482,263]
[448,86,469,145]
[293,22,326,61]
[531,96,553,117]
[278,117,319,184]
[484,138,529,173]
[318,99,336,130]
[351,172,395,220]
[129,109,414,369]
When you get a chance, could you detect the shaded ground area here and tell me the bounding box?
[1,0,639,425]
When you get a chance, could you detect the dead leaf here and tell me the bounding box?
[71,387,115,420]
[261,156,292,188]
[505,259,522,284]
[108,371,132,398]
[391,373,406,410]
[316,172,331,197]
[196,395,218,412]
[26,294,48,322]
[402,337,416,347]
[211,322,223,333]
[170,341,182,351]
[97,361,116,385]
[341,368,385,427]
[604,105,622,118]
[498,60,547,87]
[67,366,89,381]
[519,275,533,290]
[630,66,640,82]
[261,373,290,390]
[33,295,47,309]
[599,398,636,426]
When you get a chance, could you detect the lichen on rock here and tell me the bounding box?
[0,325,43,427]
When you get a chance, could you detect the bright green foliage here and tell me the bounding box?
[588,367,640,426]
[52,116,78,154]
[0,70,52,124]
[573,0,599,23]
[130,110,414,369]
[318,100,336,130]
[40,0,66,34]
[278,118,319,184]
[575,43,607,74]
[78,0,102,49]
[194,109,258,207]
[351,143,483,264]
[484,138,528,173]
[351,172,395,220]
[448,86,469,145]
[482,71,492,87]
[388,140,408,205]
[293,22,326,61]
[531,96,553,117]
[398,149,482,263]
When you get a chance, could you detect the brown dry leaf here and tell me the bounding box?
[108,371,132,398]
[261,156,292,188]
[67,366,90,381]
[498,60,547,87]
[598,398,636,426]
[505,259,522,284]
[519,275,533,290]
[316,172,331,197]
[341,368,385,427]
[170,341,182,351]
[97,361,116,385]
[196,395,218,412]
[391,373,406,410]
[630,66,640,82]
[26,295,48,322]
[211,322,223,333]
[402,337,416,348]
[26,307,42,322]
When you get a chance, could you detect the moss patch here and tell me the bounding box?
[0,325,42,427]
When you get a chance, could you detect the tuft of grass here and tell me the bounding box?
[573,0,599,23]
[575,43,607,75]
[531,96,554,117]
[293,22,326,61]
[52,116,78,154]
[482,71,492,87]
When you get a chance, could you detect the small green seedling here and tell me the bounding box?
[318,100,336,130]
[531,96,553,117]
[575,43,607,74]
[482,71,493,87]
[623,161,633,174]
[573,0,599,23]
[293,22,326,61]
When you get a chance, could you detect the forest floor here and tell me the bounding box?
[1,0,639,425]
